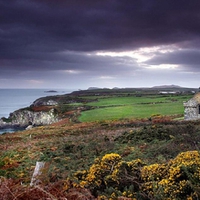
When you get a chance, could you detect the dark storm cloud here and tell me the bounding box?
[0,51,138,76]
[1,0,200,88]
[1,0,200,55]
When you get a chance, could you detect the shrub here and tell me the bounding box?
[141,151,200,200]
[74,153,145,198]
[115,125,171,144]
[72,151,200,199]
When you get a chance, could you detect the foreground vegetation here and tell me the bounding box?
[1,118,200,199]
[0,88,199,199]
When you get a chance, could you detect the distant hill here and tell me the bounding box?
[87,87,101,90]
[152,84,182,89]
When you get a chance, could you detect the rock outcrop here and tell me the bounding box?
[32,98,58,107]
[0,108,59,128]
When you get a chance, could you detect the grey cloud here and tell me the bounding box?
[1,0,200,88]
[0,49,138,72]
[145,48,200,72]
[1,0,200,57]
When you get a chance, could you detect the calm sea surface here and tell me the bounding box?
[0,88,73,134]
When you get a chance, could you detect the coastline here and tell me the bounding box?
[0,89,73,117]
[0,88,74,133]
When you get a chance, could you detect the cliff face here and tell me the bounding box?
[0,108,59,128]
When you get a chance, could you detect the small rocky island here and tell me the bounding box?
[44,90,58,93]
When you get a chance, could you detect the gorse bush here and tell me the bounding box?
[71,151,200,200]
[115,123,197,144]
[152,151,200,200]
[74,153,145,198]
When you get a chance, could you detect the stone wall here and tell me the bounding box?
[184,99,200,120]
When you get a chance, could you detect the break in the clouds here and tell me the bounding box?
[1,0,200,89]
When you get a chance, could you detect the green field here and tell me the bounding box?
[79,94,192,122]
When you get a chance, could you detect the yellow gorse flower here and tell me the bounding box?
[72,151,200,200]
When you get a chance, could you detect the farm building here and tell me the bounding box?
[184,92,200,120]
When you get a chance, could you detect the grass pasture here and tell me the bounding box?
[79,94,192,122]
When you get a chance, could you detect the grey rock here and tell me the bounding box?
[0,108,59,128]
[31,98,58,107]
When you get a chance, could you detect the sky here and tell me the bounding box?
[1,0,200,89]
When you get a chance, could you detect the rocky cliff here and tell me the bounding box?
[0,107,59,129]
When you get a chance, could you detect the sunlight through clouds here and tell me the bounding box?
[96,44,181,63]
[99,76,115,79]
[63,70,81,74]
[145,64,179,70]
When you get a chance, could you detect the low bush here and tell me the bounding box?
[71,151,200,200]
[115,123,197,144]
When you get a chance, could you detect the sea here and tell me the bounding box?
[0,88,73,134]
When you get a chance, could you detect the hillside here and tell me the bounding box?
[0,89,200,199]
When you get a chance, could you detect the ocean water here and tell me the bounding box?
[0,88,73,134]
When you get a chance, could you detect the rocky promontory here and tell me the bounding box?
[0,108,59,129]
[0,96,61,129]
[0,91,97,130]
